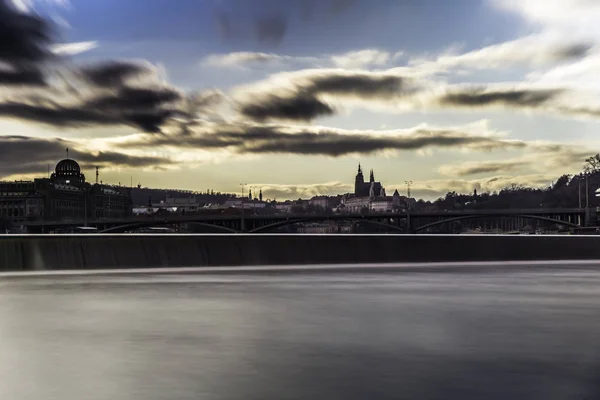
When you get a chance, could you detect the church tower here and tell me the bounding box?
[354,163,364,195]
[369,169,375,183]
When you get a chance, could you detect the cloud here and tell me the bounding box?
[411,35,593,74]
[330,49,399,69]
[0,86,182,133]
[233,65,600,122]
[77,61,155,88]
[439,160,529,176]
[0,2,199,133]
[201,52,289,68]
[0,135,172,179]
[201,48,398,70]
[0,0,52,64]
[258,181,352,200]
[239,93,334,121]
[51,41,98,55]
[491,0,600,32]
[0,0,53,86]
[438,144,595,178]
[438,87,562,108]
[234,68,413,121]
[123,121,524,157]
[0,68,45,86]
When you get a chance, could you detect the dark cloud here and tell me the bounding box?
[440,160,528,177]
[0,86,182,133]
[256,14,287,44]
[124,124,524,157]
[0,68,45,86]
[75,151,172,169]
[0,1,52,64]
[239,72,407,121]
[310,74,404,98]
[89,87,180,111]
[439,88,562,107]
[0,2,190,133]
[0,0,53,86]
[552,43,593,61]
[0,136,172,178]
[240,93,334,121]
[556,105,600,119]
[79,61,152,88]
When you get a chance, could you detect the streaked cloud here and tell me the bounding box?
[51,41,98,55]
[123,120,524,157]
[201,48,402,70]
[0,135,173,179]
[411,35,593,74]
[438,144,594,177]
[234,68,416,121]
[439,159,529,177]
[331,49,402,69]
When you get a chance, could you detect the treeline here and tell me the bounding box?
[415,155,600,211]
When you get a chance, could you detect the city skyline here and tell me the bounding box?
[1,0,600,200]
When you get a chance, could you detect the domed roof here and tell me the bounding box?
[55,159,81,174]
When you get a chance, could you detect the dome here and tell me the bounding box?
[55,159,81,174]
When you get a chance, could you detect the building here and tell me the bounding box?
[0,181,45,221]
[309,196,329,210]
[343,164,404,213]
[152,196,202,213]
[354,164,386,197]
[0,157,132,227]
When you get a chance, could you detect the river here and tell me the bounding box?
[2,263,600,399]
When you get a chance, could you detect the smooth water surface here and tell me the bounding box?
[2,263,600,399]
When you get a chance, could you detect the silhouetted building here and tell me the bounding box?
[344,165,402,213]
[0,158,132,226]
[354,164,385,197]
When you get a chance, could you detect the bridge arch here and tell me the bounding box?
[99,221,239,234]
[414,214,579,232]
[249,217,405,233]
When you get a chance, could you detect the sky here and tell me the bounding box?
[1,0,600,200]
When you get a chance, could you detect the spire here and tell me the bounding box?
[369,169,374,182]
[259,189,263,202]
[358,163,362,174]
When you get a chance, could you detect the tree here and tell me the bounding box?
[553,174,571,190]
[584,154,600,173]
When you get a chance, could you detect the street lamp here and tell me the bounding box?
[239,183,247,231]
[250,185,257,214]
[405,180,413,233]
[404,181,412,199]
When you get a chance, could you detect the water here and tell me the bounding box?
[2,263,600,399]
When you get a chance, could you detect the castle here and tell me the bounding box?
[354,163,386,197]
[343,164,402,213]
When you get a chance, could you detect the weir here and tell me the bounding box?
[2,234,600,272]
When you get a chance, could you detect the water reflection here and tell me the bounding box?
[2,266,600,399]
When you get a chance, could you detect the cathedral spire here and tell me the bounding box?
[358,163,362,174]
[369,169,375,182]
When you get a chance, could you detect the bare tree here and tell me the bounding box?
[584,154,600,173]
